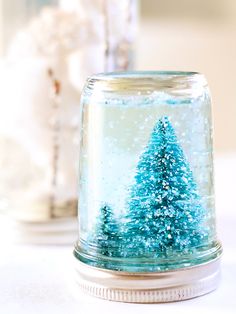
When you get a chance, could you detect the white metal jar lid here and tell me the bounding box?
[74,257,221,303]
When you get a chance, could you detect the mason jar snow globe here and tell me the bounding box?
[74,71,222,302]
[0,0,137,243]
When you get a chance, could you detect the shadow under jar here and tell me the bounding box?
[74,71,222,303]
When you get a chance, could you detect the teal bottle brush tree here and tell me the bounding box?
[90,116,209,267]
[93,204,121,257]
[124,116,208,259]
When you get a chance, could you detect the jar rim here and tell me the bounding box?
[89,71,202,81]
[84,71,208,98]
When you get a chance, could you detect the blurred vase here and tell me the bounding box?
[0,0,138,226]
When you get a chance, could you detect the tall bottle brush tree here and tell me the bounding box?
[124,116,208,257]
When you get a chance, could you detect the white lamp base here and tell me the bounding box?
[0,215,77,245]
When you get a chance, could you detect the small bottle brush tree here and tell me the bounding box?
[92,204,120,257]
[124,116,208,257]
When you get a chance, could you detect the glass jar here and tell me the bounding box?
[0,0,137,223]
[74,71,222,302]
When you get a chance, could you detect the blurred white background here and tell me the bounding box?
[138,0,236,154]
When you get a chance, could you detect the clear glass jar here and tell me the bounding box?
[0,0,137,222]
[74,72,222,302]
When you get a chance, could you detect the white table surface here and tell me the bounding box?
[0,155,236,314]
